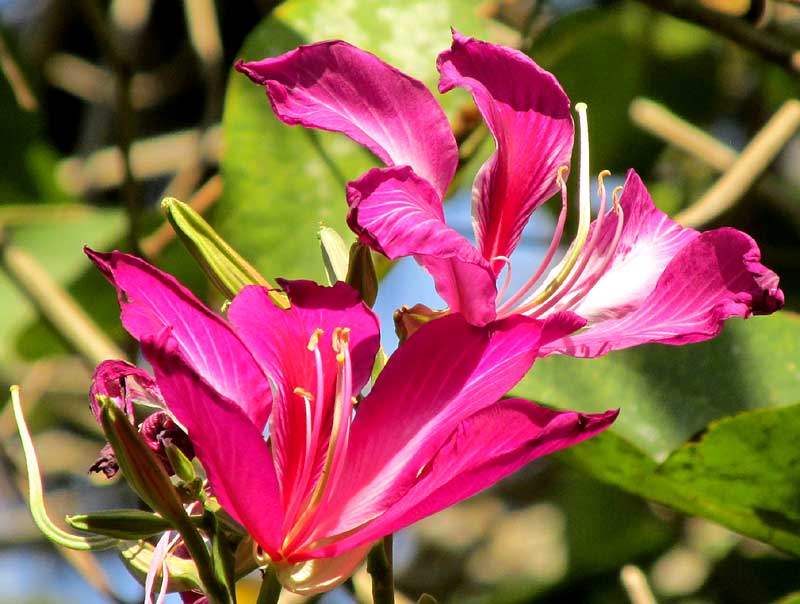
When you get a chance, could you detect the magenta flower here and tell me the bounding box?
[87,249,615,594]
[238,31,783,358]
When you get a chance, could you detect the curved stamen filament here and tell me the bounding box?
[497,167,570,315]
[283,329,326,534]
[283,327,354,552]
[527,170,612,319]
[511,103,593,314]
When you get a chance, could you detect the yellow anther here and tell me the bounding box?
[556,165,569,187]
[306,328,324,351]
[597,169,611,195]
[293,387,313,400]
[612,185,624,211]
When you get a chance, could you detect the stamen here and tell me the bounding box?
[284,327,355,551]
[527,169,612,319]
[293,387,313,400]
[497,167,569,315]
[511,103,593,314]
[307,328,323,351]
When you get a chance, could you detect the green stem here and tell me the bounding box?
[367,535,394,604]
[255,566,282,604]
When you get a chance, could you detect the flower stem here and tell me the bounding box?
[367,535,394,604]
[256,565,282,604]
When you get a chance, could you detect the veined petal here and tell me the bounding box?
[86,249,272,427]
[309,400,616,558]
[564,171,699,322]
[311,312,582,542]
[227,281,379,523]
[544,227,784,357]
[142,330,282,558]
[347,166,497,325]
[437,31,573,268]
[237,40,458,199]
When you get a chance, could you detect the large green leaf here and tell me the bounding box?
[518,313,800,460]
[514,312,800,553]
[218,0,495,283]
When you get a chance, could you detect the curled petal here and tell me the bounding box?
[348,166,497,325]
[237,41,458,199]
[544,227,784,357]
[86,249,272,427]
[438,30,573,267]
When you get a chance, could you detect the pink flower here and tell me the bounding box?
[87,249,616,594]
[238,31,783,358]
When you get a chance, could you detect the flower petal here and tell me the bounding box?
[309,400,616,557]
[563,171,700,323]
[227,281,379,528]
[276,542,370,595]
[142,329,283,557]
[89,360,162,424]
[347,166,497,325]
[86,249,272,427]
[311,312,583,542]
[437,31,573,267]
[237,40,458,199]
[544,228,784,357]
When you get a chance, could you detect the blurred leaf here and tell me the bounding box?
[516,313,800,459]
[4,208,126,365]
[218,0,497,283]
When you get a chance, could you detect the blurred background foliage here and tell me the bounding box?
[0,0,799,603]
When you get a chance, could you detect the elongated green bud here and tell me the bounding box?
[99,396,188,525]
[10,385,117,551]
[67,510,177,539]
[318,225,350,285]
[164,441,197,484]
[346,242,378,307]
[162,197,287,307]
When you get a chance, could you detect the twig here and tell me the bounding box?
[367,536,395,604]
[0,29,38,111]
[637,0,800,73]
[629,97,800,226]
[621,565,658,604]
[56,125,222,195]
[140,174,223,260]
[675,99,800,227]
[81,0,144,255]
[0,232,126,367]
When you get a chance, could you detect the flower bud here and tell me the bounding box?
[318,225,350,285]
[98,396,188,526]
[66,509,176,540]
[346,242,378,307]
[393,304,448,344]
[162,197,286,307]
[119,539,201,593]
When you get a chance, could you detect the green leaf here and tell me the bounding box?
[514,312,800,554]
[218,0,497,283]
[517,313,800,460]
